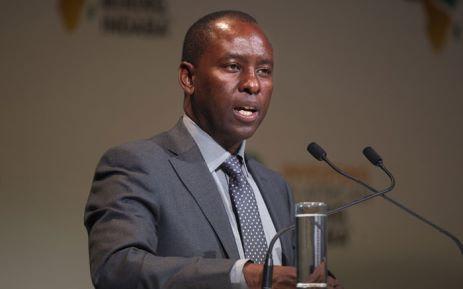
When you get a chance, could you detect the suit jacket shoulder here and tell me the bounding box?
[85,121,238,289]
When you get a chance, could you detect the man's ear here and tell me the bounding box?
[178,61,195,95]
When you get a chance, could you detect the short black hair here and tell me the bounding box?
[181,10,258,64]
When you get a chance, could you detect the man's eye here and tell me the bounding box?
[257,68,272,76]
[225,63,240,71]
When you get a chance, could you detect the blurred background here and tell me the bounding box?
[1,1,462,288]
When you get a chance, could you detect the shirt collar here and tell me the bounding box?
[182,115,247,173]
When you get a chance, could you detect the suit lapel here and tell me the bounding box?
[162,121,240,259]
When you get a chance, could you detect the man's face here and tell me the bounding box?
[181,19,273,153]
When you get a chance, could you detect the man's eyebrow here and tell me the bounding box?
[258,59,274,66]
[220,54,273,65]
[220,53,246,61]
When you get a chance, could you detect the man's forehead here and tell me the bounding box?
[206,18,273,56]
[208,18,265,39]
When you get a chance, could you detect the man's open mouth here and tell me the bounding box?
[234,106,258,117]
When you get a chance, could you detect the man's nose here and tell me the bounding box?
[238,69,260,95]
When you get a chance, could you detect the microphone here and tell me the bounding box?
[308,143,395,215]
[307,142,327,161]
[362,146,382,166]
[307,142,463,255]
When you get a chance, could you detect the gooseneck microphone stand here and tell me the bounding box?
[261,143,463,289]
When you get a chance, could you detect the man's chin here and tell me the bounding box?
[214,127,257,152]
[231,126,259,142]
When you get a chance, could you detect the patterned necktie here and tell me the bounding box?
[221,155,268,264]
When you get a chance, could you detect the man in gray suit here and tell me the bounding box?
[85,10,340,289]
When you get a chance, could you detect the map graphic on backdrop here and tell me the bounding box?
[415,0,463,52]
[58,0,169,37]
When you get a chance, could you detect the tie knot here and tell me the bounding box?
[221,155,243,177]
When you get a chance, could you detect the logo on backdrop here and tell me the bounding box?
[57,0,169,37]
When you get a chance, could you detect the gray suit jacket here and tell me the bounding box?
[84,120,295,289]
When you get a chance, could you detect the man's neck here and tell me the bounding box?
[182,114,244,155]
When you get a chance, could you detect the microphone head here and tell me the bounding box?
[363,146,383,166]
[307,142,327,161]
